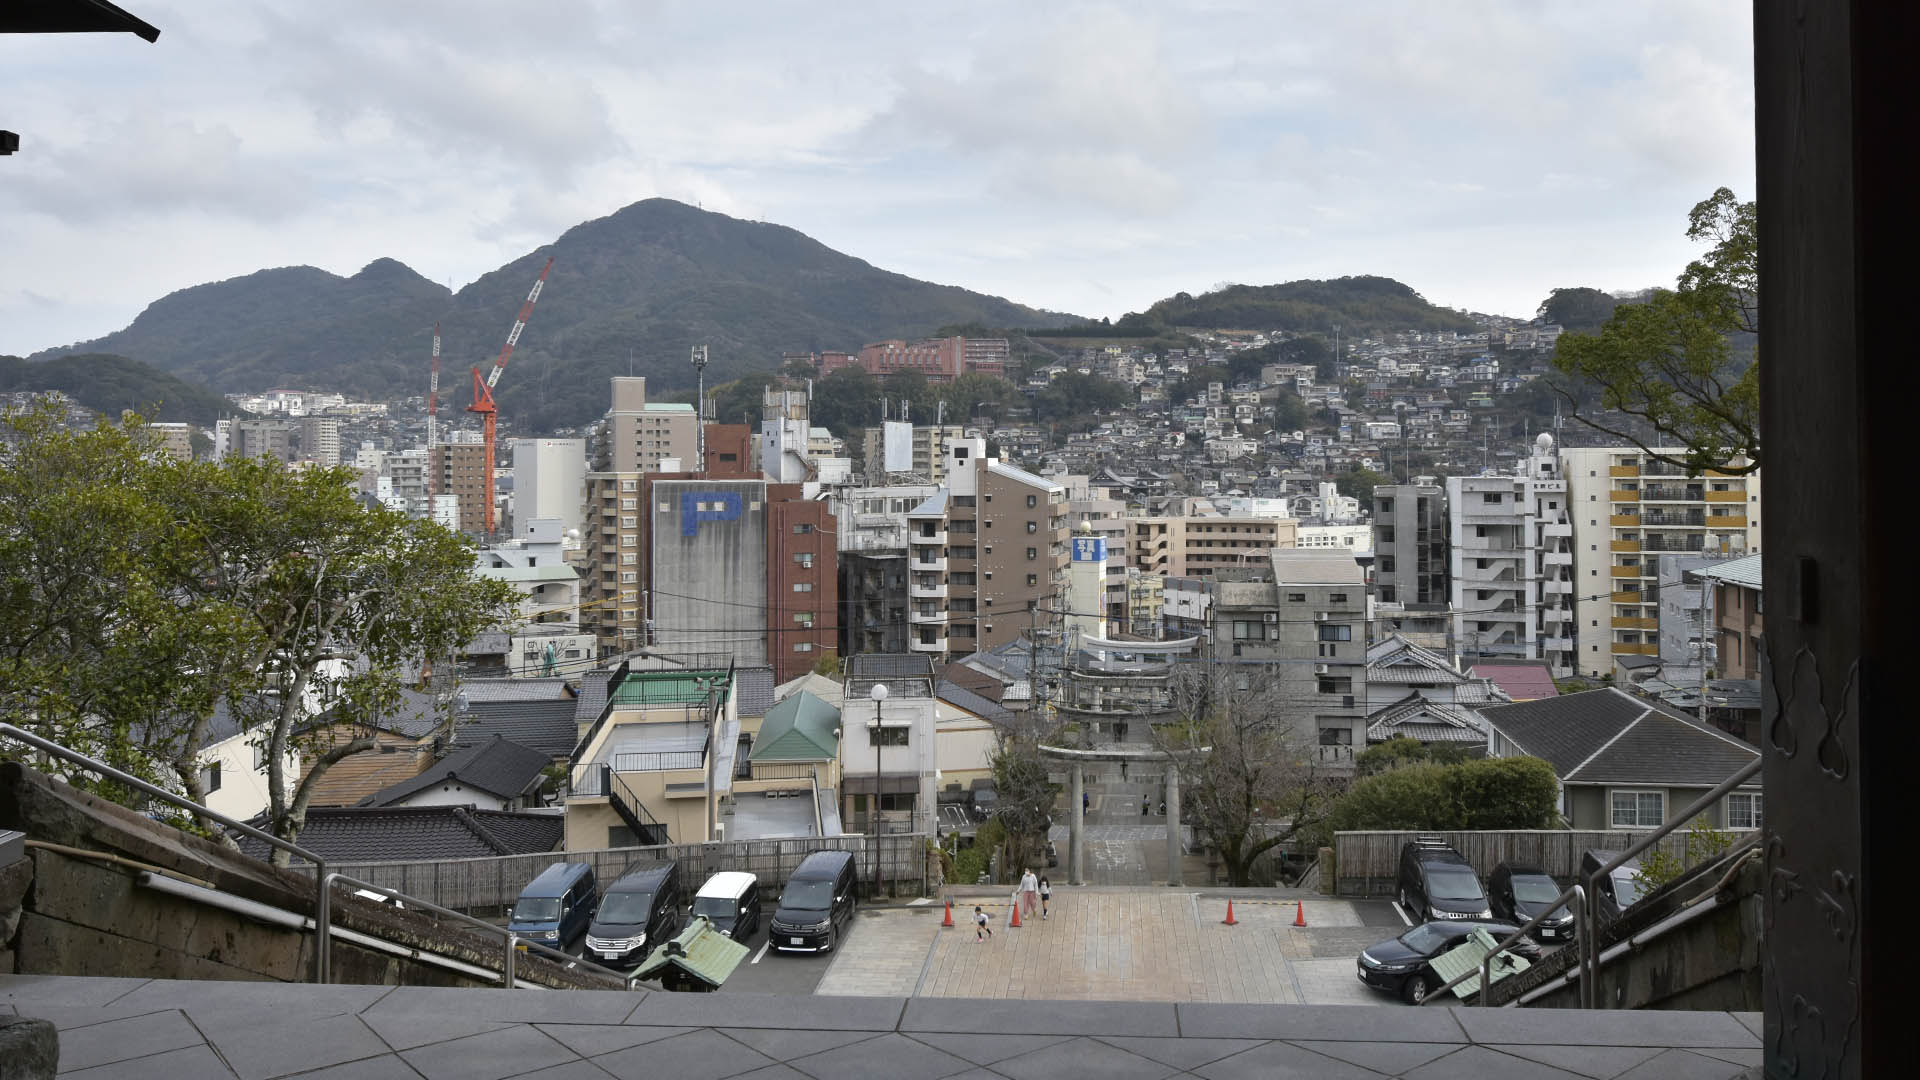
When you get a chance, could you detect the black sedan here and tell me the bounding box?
[1357,920,1542,1004]
[1488,863,1579,943]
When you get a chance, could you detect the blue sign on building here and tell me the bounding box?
[1071,536,1107,563]
[681,491,744,536]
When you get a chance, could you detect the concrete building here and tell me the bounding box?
[902,439,1070,662]
[564,663,743,848]
[231,419,295,463]
[642,475,837,683]
[1205,549,1370,769]
[474,518,580,627]
[817,336,1009,382]
[1561,447,1761,677]
[603,376,699,474]
[1371,480,1451,647]
[432,442,492,535]
[841,654,938,839]
[1695,554,1763,681]
[382,449,429,510]
[512,438,586,538]
[1447,434,1577,677]
[1127,513,1298,578]
[580,471,644,655]
[297,416,341,467]
[142,422,194,461]
[832,484,939,660]
[860,424,967,484]
[1656,554,1738,670]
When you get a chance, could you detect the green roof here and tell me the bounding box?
[749,690,840,762]
[609,669,731,707]
[632,916,750,988]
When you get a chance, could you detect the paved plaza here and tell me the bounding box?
[817,888,1396,1005]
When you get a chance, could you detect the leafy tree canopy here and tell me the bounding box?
[1326,756,1561,833]
[1536,287,1626,334]
[0,353,238,426]
[1551,187,1759,473]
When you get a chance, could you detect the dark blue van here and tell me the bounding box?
[508,862,598,949]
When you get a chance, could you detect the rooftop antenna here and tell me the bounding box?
[691,345,710,467]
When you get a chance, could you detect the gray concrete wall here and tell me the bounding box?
[0,763,603,989]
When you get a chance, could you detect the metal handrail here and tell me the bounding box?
[319,872,638,991]
[0,722,636,990]
[1419,754,1762,1008]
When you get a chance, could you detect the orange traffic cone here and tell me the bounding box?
[942,898,954,928]
[1222,900,1238,925]
[1294,901,1308,927]
[1010,899,1023,928]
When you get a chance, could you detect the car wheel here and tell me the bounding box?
[1402,972,1435,1005]
[1398,888,1411,914]
[826,923,838,952]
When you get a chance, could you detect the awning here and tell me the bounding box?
[842,775,919,796]
[3,0,161,41]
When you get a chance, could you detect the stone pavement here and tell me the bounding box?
[824,889,1404,1005]
[0,972,1762,1079]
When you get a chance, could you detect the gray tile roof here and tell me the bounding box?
[452,699,578,759]
[734,666,775,718]
[361,735,552,807]
[1479,687,1759,788]
[847,655,937,679]
[1695,552,1762,589]
[936,681,1018,731]
[460,677,576,702]
[572,667,619,726]
[238,806,563,862]
[1365,694,1488,744]
[1268,548,1365,584]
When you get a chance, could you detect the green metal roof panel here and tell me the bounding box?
[749,690,841,762]
[1428,928,1531,999]
[608,669,731,707]
[631,916,750,988]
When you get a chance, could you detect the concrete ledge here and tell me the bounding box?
[900,997,1179,1037]
[631,991,905,1031]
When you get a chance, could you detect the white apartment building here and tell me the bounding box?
[1447,434,1577,677]
[1561,446,1761,677]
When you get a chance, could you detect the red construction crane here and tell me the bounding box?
[467,256,555,535]
[425,322,441,494]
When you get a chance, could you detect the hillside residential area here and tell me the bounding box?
[7,2,1900,1078]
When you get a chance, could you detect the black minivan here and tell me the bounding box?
[1488,862,1577,942]
[586,862,685,968]
[508,862,597,950]
[770,850,857,953]
[1397,839,1492,922]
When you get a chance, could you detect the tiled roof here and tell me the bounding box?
[750,691,841,762]
[362,735,552,807]
[1268,548,1365,584]
[460,677,576,703]
[1469,661,1561,702]
[771,671,845,708]
[1366,635,1473,683]
[573,667,617,726]
[1695,553,1762,590]
[906,491,948,517]
[1365,694,1488,744]
[239,806,563,862]
[452,699,578,759]
[937,681,1018,730]
[847,654,936,679]
[1479,687,1759,788]
[734,666,775,718]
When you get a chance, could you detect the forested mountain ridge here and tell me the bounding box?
[1138,276,1479,336]
[31,199,1079,431]
[0,353,238,425]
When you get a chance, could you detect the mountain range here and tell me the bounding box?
[30,199,1077,431]
[28,198,1488,431]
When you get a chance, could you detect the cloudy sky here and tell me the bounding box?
[2,1,1754,356]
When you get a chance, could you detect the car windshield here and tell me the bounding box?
[1399,924,1463,954]
[1426,869,1485,901]
[513,898,560,923]
[693,895,741,920]
[596,892,654,923]
[781,879,835,910]
[1513,876,1561,904]
[1611,870,1645,907]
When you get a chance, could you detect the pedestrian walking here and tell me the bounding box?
[974,905,993,942]
[1039,876,1052,920]
[1019,867,1040,918]
[1142,795,1151,816]
[1082,790,1091,813]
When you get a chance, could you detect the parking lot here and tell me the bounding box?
[664,888,1426,1006]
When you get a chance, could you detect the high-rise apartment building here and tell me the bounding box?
[581,471,644,655]
[860,424,967,483]
[1561,447,1761,677]
[297,416,341,467]
[231,419,295,463]
[602,377,698,474]
[432,442,492,535]
[904,439,1069,661]
[1127,514,1298,578]
[1446,435,1577,676]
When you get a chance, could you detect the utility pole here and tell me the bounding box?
[691,345,709,469]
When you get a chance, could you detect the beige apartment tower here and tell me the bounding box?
[1561,447,1761,677]
[604,377,698,474]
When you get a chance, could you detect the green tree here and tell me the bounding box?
[881,369,939,422]
[1537,287,1624,334]
[808,367,881,436]
[940,372,1018,422]
[710,372,776,426]
[988,739,1057,877]
[1327,756,1561,833]
[1354,735,1479,777]
[1551,188,1759,474]
[1271,390,1308,433]
[1335,467,1391,500]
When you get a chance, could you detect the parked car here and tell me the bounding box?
[689,870,761,943]
[586,861,685,968]
[508,861,598,950]
[770,850,858,953]
[1487,863,1577,943]
[1396,839,1492,922]
[1357,920,1542,1004]
[1579,849,1647,924]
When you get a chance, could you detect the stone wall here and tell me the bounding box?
[0,763,607,989]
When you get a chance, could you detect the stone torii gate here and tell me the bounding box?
[1038,744,1205,887]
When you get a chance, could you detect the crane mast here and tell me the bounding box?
[466,257,555,536]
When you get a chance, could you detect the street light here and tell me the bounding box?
[869,682,888,896]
